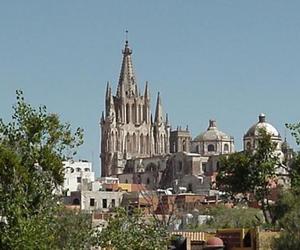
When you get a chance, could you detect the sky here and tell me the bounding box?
[1,1,300,176]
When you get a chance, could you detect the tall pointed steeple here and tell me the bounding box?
[154,92,164,124]
[117,39,137,97]
[144,81,150,100]
[105,81,110,100]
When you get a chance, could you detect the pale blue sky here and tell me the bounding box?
[1,1,300,176]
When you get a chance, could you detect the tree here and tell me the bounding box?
[188,205,263,231]
[0,90,83,249]
[52,209,94,250]
[271,122,300,249]
[272,188,300,250]
[217,128,281,224]
[95,207,169,250]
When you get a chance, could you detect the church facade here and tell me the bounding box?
[100,40,170,177]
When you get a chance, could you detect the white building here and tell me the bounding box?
[63,160,95,195]
[192,120,235,156]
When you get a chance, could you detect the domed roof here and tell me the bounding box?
[205,237,224,247]
[245,114,280,138]
[194,120,231,141]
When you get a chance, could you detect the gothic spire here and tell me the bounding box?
[144,81,150,100]
[154,92,164,124]
[117,39,137,97]
[105,81,110,100]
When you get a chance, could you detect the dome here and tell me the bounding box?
[245,114,280,138]
[194,120,231,141]
[205,237,224,247]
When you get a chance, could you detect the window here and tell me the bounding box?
[224,144,229,152]
[72,198,80,205]
[125,179,128,184]
[103,199,107,209]
[90,198,95,207]
[111,199,116,208]
[147,178,150,185]
[208,144,215,152]
[202,163,207,173]
[178,161,183,172]
[77,177,82,183]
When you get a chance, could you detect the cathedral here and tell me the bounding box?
[100,39,292,194]
[100,40,170,177]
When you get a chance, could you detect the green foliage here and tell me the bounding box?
[217,152,253,197]
[0,90,84,249]
[272,188,300,249]
[216,128,280,224]
[286,122,300,145]
[95,208,169,250]
[189,205,263,231]
[289,152,300,188]
[52,209,94,250]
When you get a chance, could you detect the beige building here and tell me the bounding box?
[100,40,170,177]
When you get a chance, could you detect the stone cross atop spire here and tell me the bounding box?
[117,39,137,97]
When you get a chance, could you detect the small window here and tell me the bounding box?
[125,179,128,184]
[84,168,90,172]
[77,177,82,183]
[178,161,183,172]
[146,178,150,185]
[208,144,215,152]
[111,199,115,208]
[90,198,95,206]
[73,198,80,205]
[202,163,207,172]
[76,167,81,172]
[224,144,229,152]
[103,199,107,208]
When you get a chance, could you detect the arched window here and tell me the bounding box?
[146,134,150,154]
[140,134,144,154]
[133,133,137,153]
[146,178,150,185]
[182,140,186,152]
[131,103,135,123]
[178,161,183,172]
[246,141,251,150]
[208,144,215,152]
[126,103,130,124]
[224,144,229,152]
[126,132,131,153]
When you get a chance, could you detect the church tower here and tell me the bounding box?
[100,39,170,177]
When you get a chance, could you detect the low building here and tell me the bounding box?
[66,190,124,212]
